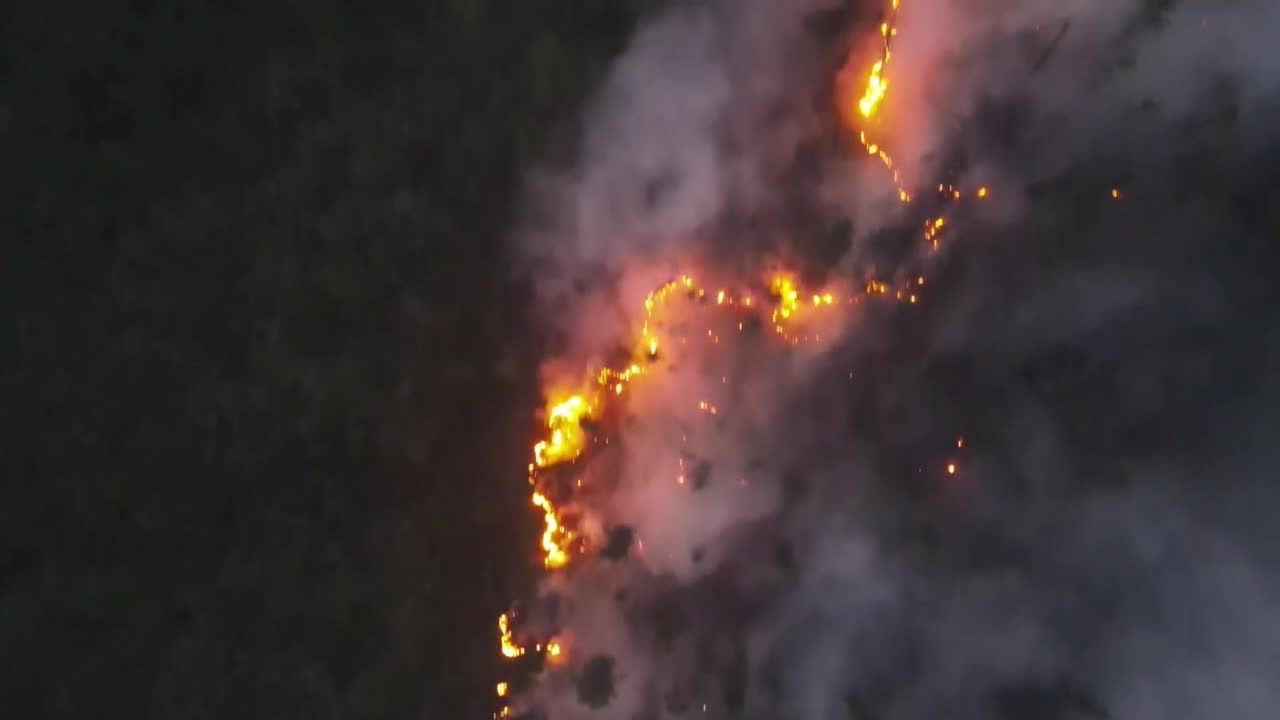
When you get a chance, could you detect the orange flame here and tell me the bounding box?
[850,0,908,201]
[492,5,1031,714]
[497,266,937,713]
[858,59,889,118]
[533,395,591,469]
[498,613,525,659]
[532,491,569,568]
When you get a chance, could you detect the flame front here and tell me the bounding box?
[532,395,590,469]
[498,613,525,659]
[531,491,568,569]
[495,269,851,706]
[490,3,1006,715]
[852,0,908,201]
[858,58,889,119]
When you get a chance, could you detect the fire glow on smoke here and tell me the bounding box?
[492,1,986,716]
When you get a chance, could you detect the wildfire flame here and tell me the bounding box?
[490,3,1021,714]
[518,272,851,573]
[852,0,908,201]
[532,395,591,469]
[496,269,851,692]
[498,613,525,659]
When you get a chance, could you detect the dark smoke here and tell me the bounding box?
[508,1,1280,718]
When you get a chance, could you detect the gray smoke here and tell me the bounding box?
[506,1,1280,718]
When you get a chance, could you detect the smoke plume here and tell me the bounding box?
[502,1,1280,718]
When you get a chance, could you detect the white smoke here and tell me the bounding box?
[505,1,1280,718]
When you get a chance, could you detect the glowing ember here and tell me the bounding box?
[496,682,509,698]
[946,462,957,475]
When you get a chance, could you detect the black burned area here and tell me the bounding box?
[4,2,649,718]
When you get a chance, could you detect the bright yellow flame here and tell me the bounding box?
[770,274,801,324]
[496,0,1005,705]
[505,270,848,698]
[499,614,525,658]
[532,492,568,568]
[533,395,591,468]
[858,60,889,118]
[848,0,909,201]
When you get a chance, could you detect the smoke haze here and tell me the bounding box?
[505,1,1280,718]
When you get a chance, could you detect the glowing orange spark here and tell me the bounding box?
[496,682,509,698]
[946,462,957,475]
